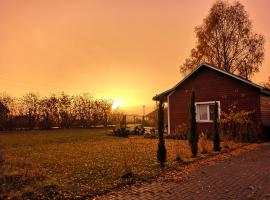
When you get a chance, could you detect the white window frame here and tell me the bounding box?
[195,101,220,123]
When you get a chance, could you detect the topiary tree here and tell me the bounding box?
[157,99,166,168]
[188,91,198,157]
[213,102,221,151]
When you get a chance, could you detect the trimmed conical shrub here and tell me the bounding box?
[188,91,198,157]
[157,100,166,168]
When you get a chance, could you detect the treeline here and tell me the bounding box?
[0,92,113,130]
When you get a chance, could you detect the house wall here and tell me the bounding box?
[260,95,270,126]
[168,67,262,136]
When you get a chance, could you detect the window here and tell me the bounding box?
[195,101,220,122]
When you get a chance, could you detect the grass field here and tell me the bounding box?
[0,129,241,199]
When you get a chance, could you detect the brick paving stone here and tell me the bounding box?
[97,143,270,200]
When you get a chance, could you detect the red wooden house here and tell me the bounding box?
[153,63,270,137]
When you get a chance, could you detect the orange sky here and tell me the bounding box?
[0,0,269,114]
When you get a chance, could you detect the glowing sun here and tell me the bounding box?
[112,100,124,110]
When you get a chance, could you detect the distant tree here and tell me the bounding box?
[48,94,60,127]
[58,92,71,128]
[72,93,93,128]
[0,92,114,130]
[157,100,166,168]
[99,99,112,127]
[188,91,198,157]
[92,100,101,127]
[263,77,270,89]
[213,102,221,151]
[38,97,52,129]
[0,93,16,116]
[180,0,265,80]
[22,92,39,129]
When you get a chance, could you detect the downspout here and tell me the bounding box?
[167,95,170,135]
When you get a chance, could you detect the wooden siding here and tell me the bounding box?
[168,67,261,135]
[260,95,270,126]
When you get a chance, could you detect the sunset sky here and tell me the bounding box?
[0,0,269,114]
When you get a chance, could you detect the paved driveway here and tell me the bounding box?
[97,143,270,200]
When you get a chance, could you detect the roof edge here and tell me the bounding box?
[153,63,269,100]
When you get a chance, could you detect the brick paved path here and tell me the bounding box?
[97,143,270,200]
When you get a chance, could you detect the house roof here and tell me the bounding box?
[146,107,168,118]
[153,63,270,101]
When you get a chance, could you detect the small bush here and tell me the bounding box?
[172,123,188,140]
[223,141,230,149]
[165,134,180,140]
[219,105,258,142]
[112,127,129,137]
[175,154,182,162]
[144,132,158,139]
[199,131,208,154]
[130,126,145,135]
[188,91,198,157]
[119,139,135,182]
[174,140,183,162]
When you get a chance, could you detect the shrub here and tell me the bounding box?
[150,128,155,134]
[172,123,188,140]
[112,127,129,137]
[199,131,208,154]
[188,91,198,157]
[112,114,129,137]
[165,134,180,140]
[131,126,145,135]
[144,131,158,139]
[174,140,183,162]
[219,105,258,142]
[119,140,134,180]
[213,102,221,151]
[157,100,166,168]
[175,154,182,162]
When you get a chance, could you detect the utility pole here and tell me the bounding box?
[142,105,145,127]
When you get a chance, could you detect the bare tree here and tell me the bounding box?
[48,94,59,127]
[38,97,52,129]
[72,93,94,128]
[0,92,114,130]
[180,0,265,80]
[21,92,40,129]
[0,93,16,116]
[262,77,270,89]
[96,99,112,127]
[58,92,71,128]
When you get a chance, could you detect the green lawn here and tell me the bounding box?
[0,129,240,199]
